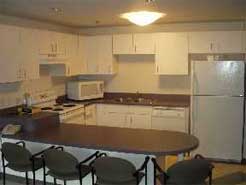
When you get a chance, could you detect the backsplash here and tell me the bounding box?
[0,75,68,109]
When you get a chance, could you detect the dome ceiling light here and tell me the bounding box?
[121,0,165,26]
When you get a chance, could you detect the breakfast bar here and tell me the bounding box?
[1,124,199,185]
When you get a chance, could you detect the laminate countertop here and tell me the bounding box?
[62,93,190,108]
[3,124,198,156]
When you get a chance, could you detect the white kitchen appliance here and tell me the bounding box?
[191,60,245,162]
[67,81,104,101]
[152,107,189,133]
[34,91,85,124]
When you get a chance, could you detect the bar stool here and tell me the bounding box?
[92,155,150,185]
[1,141,54,185]
[152,154,214,185]
[43,146,100,185]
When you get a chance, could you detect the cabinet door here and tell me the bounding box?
[243,31,246,53]
[214,31,243,53]
[0,24,21,83]
[66,34,82,75]
[84,36,100,74]
[189,31,243,53]
[113,34,134,54]
[130,114,151,129]
[134,33,155,54]
[52,32,66,55]
[38,30,52,55]
[155,33,189,75]
[78,36,88,74]
[97,35,116,74]
[19,28,39,80]
[189,32,216,53]
[84,35,115,74]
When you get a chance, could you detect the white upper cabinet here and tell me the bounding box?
[19,28,40,80]
[113,33,155,54]
[83,35,117,74]
[189,31,243,53]
[155,32,189,75]
[243,31,246,53]
[113,34,134,54]
[38,30,67,60]
[134,33,156,54]
[0,24,21,83]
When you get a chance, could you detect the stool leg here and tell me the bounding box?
[209,171,213,185]
[64,180,67,185]
[32,170,36,185]
[26,172,29,185]
[2,155,6,185]
[54,178,57,185]
[91,171,94,185]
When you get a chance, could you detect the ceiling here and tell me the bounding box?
[0,0,245,28]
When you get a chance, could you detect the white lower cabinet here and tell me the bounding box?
[85,104,97,125]
[97,104,129,128]
[97,104,152,129]
[96,104,189,132]
[128,106,152,129]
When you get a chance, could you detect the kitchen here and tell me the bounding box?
[0,0,245,185]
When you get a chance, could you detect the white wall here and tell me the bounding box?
[79,55,190,94]
[0,69,68,108]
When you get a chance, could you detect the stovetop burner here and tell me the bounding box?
[53,108,64,111]
[41,107,53,110]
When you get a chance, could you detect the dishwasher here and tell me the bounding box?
[151,107,189,133]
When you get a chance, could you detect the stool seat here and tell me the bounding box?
[47,164,92,181]
[155,158,213,185]
[8,157,43,172]
[93,156,148,185]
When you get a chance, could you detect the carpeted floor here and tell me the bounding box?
[0,162,245,185]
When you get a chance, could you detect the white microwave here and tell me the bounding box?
[67,81,104,101]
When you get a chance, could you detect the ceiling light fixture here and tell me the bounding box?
[121,0,165,26]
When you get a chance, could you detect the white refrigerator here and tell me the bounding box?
[191,60,245,162]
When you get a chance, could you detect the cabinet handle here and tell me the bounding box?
[130,117,133,123]
[210,43,213,51]
[56,43,58,52]
[24,70,27,79]
[135,45,137,53]
[67,66,70,75]
[157,66,159,73]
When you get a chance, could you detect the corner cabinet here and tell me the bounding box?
[189,31,243,53]
[0,24,21,83]
[113,33,155,55]
[19,28,40,80]
[0,25,40,83]
[83,35,117,75]
[155,32,189,75]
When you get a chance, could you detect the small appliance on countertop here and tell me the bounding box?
[67,80,104,101]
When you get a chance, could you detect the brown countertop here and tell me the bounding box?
[63,93,190,107]
[3,124,198,156]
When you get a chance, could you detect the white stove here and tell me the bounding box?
[34,91,85,124]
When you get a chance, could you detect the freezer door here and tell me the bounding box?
[191,96,244,161]
[192,61,244,96]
